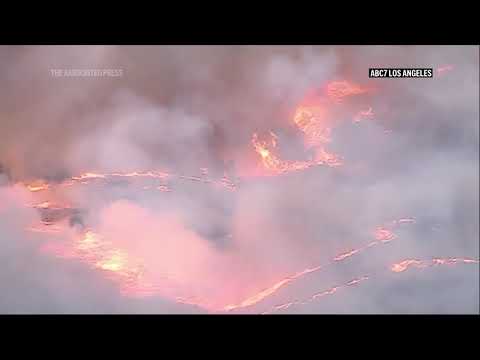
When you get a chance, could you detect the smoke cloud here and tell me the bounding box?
[0,45,478,313]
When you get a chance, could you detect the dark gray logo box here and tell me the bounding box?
[369,68,433,78]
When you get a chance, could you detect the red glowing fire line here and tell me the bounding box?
[264,257,479,314]
[19,78,477,313]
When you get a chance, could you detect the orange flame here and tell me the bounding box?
[23,169,236,194]
[223,219,408,312]
[326,81,369,103]
[265,256,479,313]
[31,201,71,210]
[391,257,479,273]
[251,81,370,175]
[251,133,316,175]
[26,183,50,192]
[263,275,370,314]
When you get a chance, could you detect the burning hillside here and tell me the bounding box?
[0,46,478,314]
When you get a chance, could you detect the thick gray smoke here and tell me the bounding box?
[0,45,478,313]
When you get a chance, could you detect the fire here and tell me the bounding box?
[14,74,477,314]
[26,183,50,192]
[22,169,236,194]
[38,229,147,294]
[35,214,371,314]
[75,231,142,283]
[251,80,375,174]
[223,219,409,312]
[29,214,408,312]
[32,201,52,209]
[293,106,331,148]
[251,130,340,175]
[333,249,361,261]
[391,258,479,273]
[265,256,479,314]
[252,133,290,173]
[31,201,71,210]
[77,230,101,250]
[96,251,128,272]
[374,227,397,242]
[224,278,292,311]
[71,172,107,181]
[223,265,323,312]
[326,81,369,103]
[263,275,370,314]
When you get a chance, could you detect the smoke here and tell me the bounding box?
[0,45,478,313]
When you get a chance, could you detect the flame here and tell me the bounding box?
[16,76,478,314]
[32,227,214,309]
[391,257,479,273]
[26,183,50,192]
[223,265,323,312]
[251,129,340,175]
[31,201,71,210]
[39,229,147,294]
[265,256,479,313]
[223,219,408,312]
[32,201,52,209]
[251,133,297,174]
[326,81,369,103]
[77,230,101,250]
[263,276,370,314]
[23,174,479,315]
[71,172,107,181]
[23,169,236,194]
[333,248,361,261]
[251,81,374,174]
[293,106,331,148]
[30,214,404,312]
[374,227,397,242]
[96,251,128,272]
